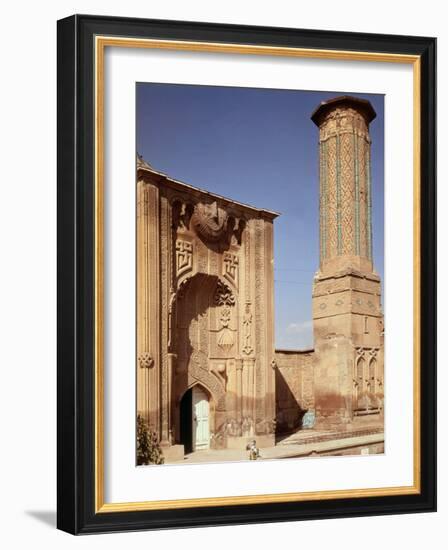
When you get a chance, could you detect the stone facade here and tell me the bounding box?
[137,157,277,454]
[136,95,384,458]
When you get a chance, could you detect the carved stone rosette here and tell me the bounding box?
[138,352,154,369]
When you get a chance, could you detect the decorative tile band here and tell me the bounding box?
[320,140,328,261]
[366,143,372,260]
[354,132,360,255]
[336,133,342,255]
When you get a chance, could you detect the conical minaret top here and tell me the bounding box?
[311,96,376,275]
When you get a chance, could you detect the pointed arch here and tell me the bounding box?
[369,356,377,395]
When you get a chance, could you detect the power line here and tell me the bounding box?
[274,280,310,285]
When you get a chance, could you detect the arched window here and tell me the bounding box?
[356,357,365,409]
[369,358,377,395]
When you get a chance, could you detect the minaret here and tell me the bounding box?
[311,96,384,430]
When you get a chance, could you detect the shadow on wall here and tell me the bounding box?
[275,368,306,442]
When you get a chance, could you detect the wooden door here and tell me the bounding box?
[192,386,209,450]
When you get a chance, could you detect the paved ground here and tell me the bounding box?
[165,429,384,464]
[277,428,336,445]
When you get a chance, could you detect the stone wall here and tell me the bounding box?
[274,349,315,434]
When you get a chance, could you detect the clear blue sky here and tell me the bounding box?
[136,83,384,350]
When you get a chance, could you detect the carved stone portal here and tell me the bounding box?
[137,162,278,452]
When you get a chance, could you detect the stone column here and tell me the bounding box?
[136,176,160,431]
[236,360,244,424]
[159,194,172,446]
[251,216,276,446]
[167,352,176,444]
[310,96,383,430]
[263,218,276,438]
[241,357,256,436]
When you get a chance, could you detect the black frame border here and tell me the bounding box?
[57,14,436,535]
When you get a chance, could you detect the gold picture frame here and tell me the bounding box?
[57,15,436,534]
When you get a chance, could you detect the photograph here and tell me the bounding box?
[135,84,385,465]
[54,12,435,535]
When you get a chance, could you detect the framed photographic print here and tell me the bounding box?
[57,14,436,534]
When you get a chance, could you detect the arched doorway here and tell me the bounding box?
[179,388,193,454]
[180,385,210,453]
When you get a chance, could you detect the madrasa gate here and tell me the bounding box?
[137,96,384,459]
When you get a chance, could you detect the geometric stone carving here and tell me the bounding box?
[223,251,239,287]
[138,352,154,369]
[242,302,254,355]
[191,201,228,242]
[175,239,193,278]
[312,97,376,270]
[214,279,235,306]
[188,350,226,404]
